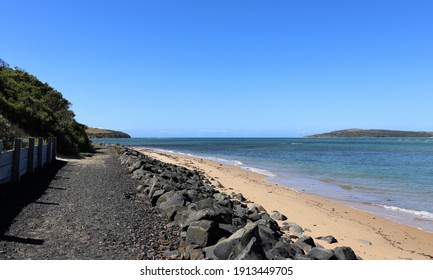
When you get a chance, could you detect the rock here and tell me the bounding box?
[266,241,297,260]
[316,235,338,244]
[203,245,218,260]
[234,237,266,260]
[257,224,279,251]
[232,193,246,202]
[233,205,249,218]
[129,160,144,173]
[248,203,266,213]
[270,211,287,221]
[186,220,218,247]
[213,222,266,260]
[218,223,240,237]
[164,205,187,221]
[307,247,337,260]
[155,191,176,207]
[232,217,247,228]
[294,236,316,253]
[284,222,304,237]
[213,192,227,202]
[195,198,216,209]
[159,192,186,210]
[150,189,166,206]
[334,246,358,260]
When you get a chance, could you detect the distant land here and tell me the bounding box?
[305,129,433,138]
[85,128,131,139]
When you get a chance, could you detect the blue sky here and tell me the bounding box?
[2,0,433,137]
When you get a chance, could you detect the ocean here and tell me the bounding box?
[93,137,433,232]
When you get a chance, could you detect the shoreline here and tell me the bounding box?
[133,147,433,260]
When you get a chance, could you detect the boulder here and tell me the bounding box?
[212,222,266,260]
[294,236,316,253]
[333,246,358,260]
[307,247,337,260]
[270,211,288,221]
[186,220,218,247]
[159,192,186,210]
[266,241,297,260]
[150,189,166,206]
[248,203,266,213]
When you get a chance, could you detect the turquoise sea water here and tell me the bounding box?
[94,138,433,232]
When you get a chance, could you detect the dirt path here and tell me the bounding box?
[0,146,179,260]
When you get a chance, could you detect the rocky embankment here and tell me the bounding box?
[117,146,359,260]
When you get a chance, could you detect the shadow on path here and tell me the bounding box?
[0,159,67,239]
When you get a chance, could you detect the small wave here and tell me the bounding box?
[242,166,277,177]
[290,142,303,145]
[204,157,244,166]
[374,204,433,220]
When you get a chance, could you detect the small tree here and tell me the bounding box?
[0,58,10,68]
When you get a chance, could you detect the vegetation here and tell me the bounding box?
[305,129,433,138]
[0,58,93,154]
[86,127,131,139]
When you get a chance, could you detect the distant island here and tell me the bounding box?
[305,129,433,138]
[85,128,131,139]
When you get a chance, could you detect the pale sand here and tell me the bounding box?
[134,147,433,260]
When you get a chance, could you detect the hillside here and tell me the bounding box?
[0,59,93,154]
[86,128,131,139]
[306,129,433,138]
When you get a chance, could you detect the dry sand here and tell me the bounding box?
[134,147,433,260]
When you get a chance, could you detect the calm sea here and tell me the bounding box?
[93,138,433,232]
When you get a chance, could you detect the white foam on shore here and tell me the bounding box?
[374,204,433,221]
[138,147,276,178]
[241,166,277,177]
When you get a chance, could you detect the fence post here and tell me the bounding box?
[52,137,57,160]
[37,137,43,168]
[47,137,52,164]
[12,139,23,182]
[28,138,35,173]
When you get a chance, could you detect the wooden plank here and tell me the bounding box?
[52,137,57,160]
[28,138,35,173]
[37,138,43,168]
[42,145,47,165]
[0,151,13,168]
[0,163,12,181]
[47,138,52,164]
[12,139,22,182]
[33,147,38,166]
[19,150,28,176]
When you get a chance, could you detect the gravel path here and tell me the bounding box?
[0,146,180,260]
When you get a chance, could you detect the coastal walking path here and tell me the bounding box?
[0,146,179,259]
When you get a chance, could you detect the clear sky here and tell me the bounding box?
[2,0,433,137]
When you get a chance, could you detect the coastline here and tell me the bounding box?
[134,147,433,260]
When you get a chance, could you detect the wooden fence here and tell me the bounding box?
[0,137,57,184]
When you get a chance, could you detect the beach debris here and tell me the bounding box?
[360,239,373,245]
[316,235,338,244]
[116,145,360,260]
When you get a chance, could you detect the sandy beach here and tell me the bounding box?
[134,147,433,260]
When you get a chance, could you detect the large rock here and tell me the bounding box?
[212,222,266,260]
[333,246,358,260]
[270,211,287,221]
[307,247,337,260]
[159,192,186,210]
[294,236,316,253]
[266,241,297,260]
[186,220,218,247]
